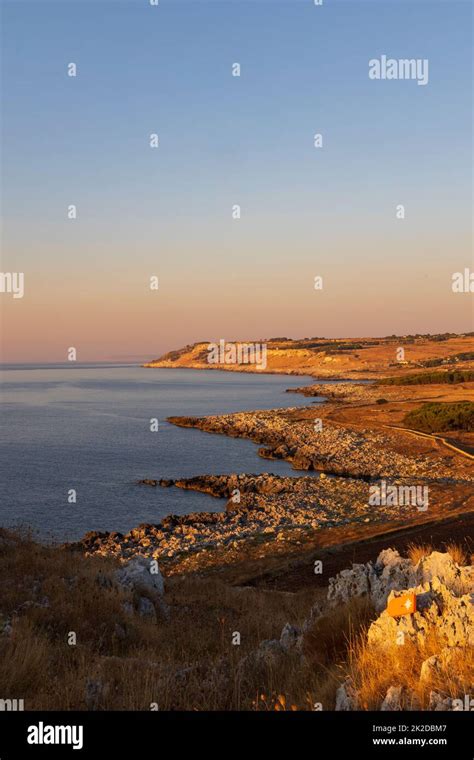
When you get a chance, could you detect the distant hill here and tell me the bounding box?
[143,334,474,380]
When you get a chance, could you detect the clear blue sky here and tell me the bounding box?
[1,0,472,361]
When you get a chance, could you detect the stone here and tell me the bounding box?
[335,677,359,711]
[327,564,370,606]
[420,655,443,684]
[428,691,455,711]
[381,685,404,711]
[415,552,462,589]
[116,556,168,621]
[279,623,301,653]
[367,581,473,651]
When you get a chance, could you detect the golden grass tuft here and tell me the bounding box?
[443,542,468,566]
[406,543,433,565]
[407,540,469,567]
[347,628,474,710]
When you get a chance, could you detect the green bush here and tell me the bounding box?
[403,402,474,432]
[379,371,474,386]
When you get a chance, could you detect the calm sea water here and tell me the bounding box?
[0,365,328,542]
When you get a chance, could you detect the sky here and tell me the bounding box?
[1,0,472,362]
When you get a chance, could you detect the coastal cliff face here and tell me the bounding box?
[144,334,474,379]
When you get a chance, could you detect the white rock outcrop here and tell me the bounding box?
[326,550,473,711]
[367,579,473,651]
[116,556,168,621]
[335,678,359,711]
[381,685,404,711]
[327,549,473,614]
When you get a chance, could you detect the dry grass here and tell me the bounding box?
[407,541,469,568]
[0,529,355,710]
[1,530,471,711]
[443,543,468,566]
[407,543,434,564]
[347,628,474,710]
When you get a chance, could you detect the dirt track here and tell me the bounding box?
[242,510,474,592]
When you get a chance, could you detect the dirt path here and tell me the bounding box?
[241,510,474,592]
[383,424,474,459]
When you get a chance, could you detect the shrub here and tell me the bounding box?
[403,402,474,432]
[379,371,474,386]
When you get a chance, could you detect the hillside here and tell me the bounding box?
[144,334,474,380]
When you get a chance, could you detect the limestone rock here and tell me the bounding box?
[335,677,359,711]
[420,654,443,684]
[279,623,301,653]
[327,564,371,606]
[415,552,462,588]
[381,685,404,711]
[420,646,464,685]
[428,691,455,711]
[370,549,416,611]
[367,580,473,651]
[116,556,168,621]
[328,550,473,616]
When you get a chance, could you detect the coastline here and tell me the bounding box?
[70,367,474,580]
[4,341,474,713]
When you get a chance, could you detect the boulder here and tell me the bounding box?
[419,646,464,685]
[279,623,301,653]
[381,685,404,711]
[327,550,473,614]
[370,549,416,611]
[367,580,473,651]
[415,552,462,589]
[327,564,371,606]
[116,556,168,621]
[335,678,359,711]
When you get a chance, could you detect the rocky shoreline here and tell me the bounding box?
[70,373,473,575]
[71,473,375,564]
[70,470,472,576]
[167,408,472,480]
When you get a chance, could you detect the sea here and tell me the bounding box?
[0,364,334,542]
